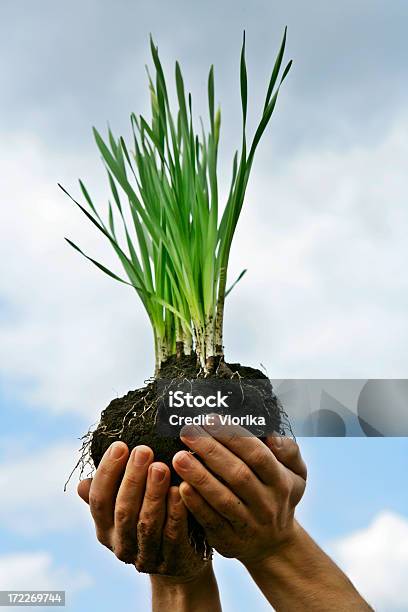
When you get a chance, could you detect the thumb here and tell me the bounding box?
[77,478,92,504]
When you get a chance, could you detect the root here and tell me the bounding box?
[64,426,95,491]
[188,527,213,561]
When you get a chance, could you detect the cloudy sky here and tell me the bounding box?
[1,1,407,610]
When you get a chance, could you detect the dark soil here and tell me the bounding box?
[88,353,284,559]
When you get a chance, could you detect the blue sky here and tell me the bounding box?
[1,1,408,610]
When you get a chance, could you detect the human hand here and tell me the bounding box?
[172,418,307,567]
[77,441,208,580]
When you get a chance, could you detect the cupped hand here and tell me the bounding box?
[77,441,207,580]
[172,418,307,566]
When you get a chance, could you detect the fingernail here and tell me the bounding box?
[180,483,192,497]
[208,413,221,424]
[109,441,125,459]
[175,451,193,469]
[151,465,166,483]
[181,425,201,442]
[133,446,150,466]
[207,413,222,430]
[170,488,181,503]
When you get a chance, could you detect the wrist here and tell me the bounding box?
[241,521,372,611]
[150,560,214,590]
[240,520,301,573]
[150,562,221,612]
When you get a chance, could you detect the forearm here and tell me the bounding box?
[243,521,372,612]
[150,563,222,612]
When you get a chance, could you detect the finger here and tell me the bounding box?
[136,462,170,573]
[180,425,266,505]
[77,478,92,504]
[161,487,188,563]
[163,487,188,541]
[112,445,154,563]
[179,481,234,543]
[161,487,188,574]
[266,435,307,480]
[172,450,249,526]
[202,416,284,485]
[89,441,129,535]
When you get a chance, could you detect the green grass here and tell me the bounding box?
[61,29,291,374]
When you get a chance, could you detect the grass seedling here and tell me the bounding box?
[61,29,291,376]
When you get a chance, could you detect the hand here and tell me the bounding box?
[77,441,207,580]
[172,421,370,611]
[172,418,307,566]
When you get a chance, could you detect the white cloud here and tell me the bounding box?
[0,136,153,419]
[331,512,408,611]
[226,114,408,377]
[0,551,91,594]
[0,440,89,535]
